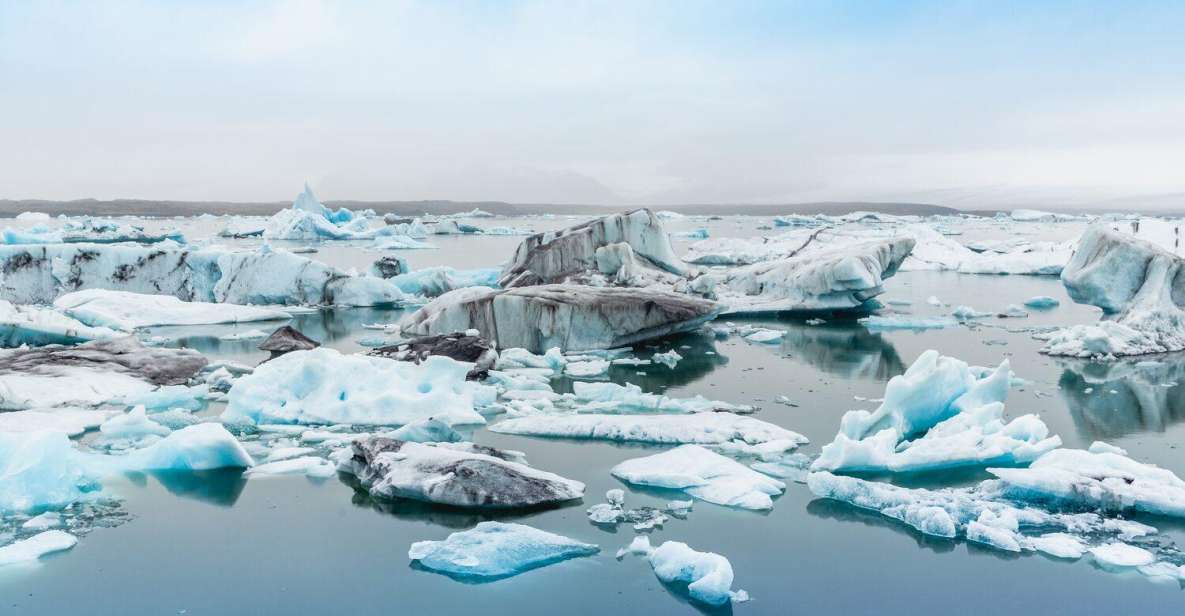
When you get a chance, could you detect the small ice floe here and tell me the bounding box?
[0,408,116,436]
[741,327,784,343]
[611,444,786,510]
[951,305,992,320]
[491,412,806,450]
[586,490,671,531]
[245,456,336,478]
[652,350,682,369]
[998,305,1029,318]
[859,315,957,331]
[408,522,598,580]
[54,289,291,331]
[619,537,748,606]
[1023,296,1060,309]
[0,530,77,567]
[572,381,754,414]
[564,360,611,379]
[811,350,1060,473]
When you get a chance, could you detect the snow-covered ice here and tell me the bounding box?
[492,412,806,449]
[408,522,598,580]
[0,530,77,566]
[611,444,786,510]
[54,289,291,330]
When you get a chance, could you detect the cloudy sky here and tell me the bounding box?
[2,1,1182,208]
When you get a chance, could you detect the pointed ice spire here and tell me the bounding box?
[291,182,327,215]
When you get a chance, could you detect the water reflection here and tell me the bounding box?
[777,321,905,381]
[806,498,957,555]
[1058,356,1185,439]
[123,468,248,507]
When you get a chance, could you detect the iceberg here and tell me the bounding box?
[1044,224,1185,357]
[0,336,207,410]
[0,243,405,307]
[386,266,500,297]
[0,530,77,566]
[647,540,744,606]
[0,300,118,347]
[408,522,598,580]
[812,351,1060,473]
[223,347,488,427]
[989,445,1185,518]
[1024,295,1060,309]
[499,209,686,288]
[400,285,721,353]
[611,444,785,510]
[54,289,291,330]
[262,184,366,240]
[491,413,806,449]
[338,437,585,509]
[3,218,185,245]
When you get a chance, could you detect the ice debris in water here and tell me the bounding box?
[859,315,958,331]
[408,522,598,580]
[612,444,785,510]
[0,530,77,567]
[652,350,682,369]
[53,289,291,331]
[338,438,585,509]
[0,300,119,348]
[812,350,1060,473]
[586,490,671,531]
[620,537,747,606]
[491,412,806,451]
[222,347,490,427]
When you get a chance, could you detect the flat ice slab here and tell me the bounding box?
[611,444,785,510]
[408,522,598,580]
[55,289,291,330]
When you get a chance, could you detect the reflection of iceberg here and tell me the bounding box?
[1058,358,1185,439]
[146,468,248,508]
[777,321,904,381]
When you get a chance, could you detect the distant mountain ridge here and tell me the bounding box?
[0,198,959,218]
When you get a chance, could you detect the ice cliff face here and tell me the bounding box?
[1043,224,1185,357]
[400,285,721,353]
[0,244,405,307]
[498,209,685,288]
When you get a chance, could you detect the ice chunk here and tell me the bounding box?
[408,522,598,580]
[648,541,743,606]
[1024,296,1060,309]
[94,406,171,449]
[0,530,77,566]
[611,444,785,510]
[339,437,585,508]
[564,359,610,379]
[572,381,754,414]
[387,417,464,443]
[262,184,366,240]
[491,413,807,449]
[813,351,1060,473]
[117,423,255,471]
[0,300,118,347]
[651,350,682,369]
[0,408,115,436]
[499,209,685,288]
[245,456,336,478]
[387,266,500,297]
[989,447,1185,518]
[54,289,291,330]
[1045,224,1185,357]
[0,336,207,410]
[0,243,405,307]
[952,305,992,319]
[223,347,487,427]
[401,285,721,353]
[1029,533,1087,559]
[859,315,957,331]
[1091,543,1155,568]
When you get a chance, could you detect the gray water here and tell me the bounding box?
[2,216,1184,614]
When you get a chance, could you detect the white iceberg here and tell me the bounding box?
[262,184,365,240]
[0,300,119,347]
[812,351,1060,473]
[54,289,291,330]
[0,530,77,566]
[408,522,598,579]
[611,444,785,510]
[223,347,488,427]
[0,408,115,436]
[647,540,744,606]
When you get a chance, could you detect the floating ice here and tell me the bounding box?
[0,530,77,566]
[952,305,992,319]
[812,351,1060,473]
[94,406,171,450]
[564,359,610,379]
[1044,224,1185,357]
[492,413,806,449]
[652,350,681,368]
[859,315,957,331]
[408,522,598,580]
[262,184,364,240]
[612,444,785,510]
[572,381,754,414]
[223,347,488,427]
[0,300,118,347]
[245,456,336,478]
[1091,543,1155,568]
[54,289,291,330]
[0,409,115,436]
[340,437,585,508]
[401,285,720,353]
[1024,296,1060,309]
[387,267,500,298]
[635,539,745,606]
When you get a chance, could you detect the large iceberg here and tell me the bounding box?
[262,184,365,240]
[408,522,598,580]
[812,351,1060,473]
[499,209,685,288]
[338,437,585,509]
[611,444,785,510]
[54,289,291,330]
[1043,224,1185,357]
[223,347,488,427]
[490,412,807,449]
[0,243,405,307]
[0,300,118,347]
[0,336,207,410]
[400,285,721,353]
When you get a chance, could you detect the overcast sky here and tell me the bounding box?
[2,1,1183,208]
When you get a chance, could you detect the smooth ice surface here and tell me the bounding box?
[0,408,115,436]
[571,381,754,414]
[491,413,806,448]
[54,289,291,330]
[223,347,487,427]
[0,531,77,567]
[1091,543,1156,568]
[611,444,786,510]
[408,522,598,580]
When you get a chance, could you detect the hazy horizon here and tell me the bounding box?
[3,1,1183,210]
